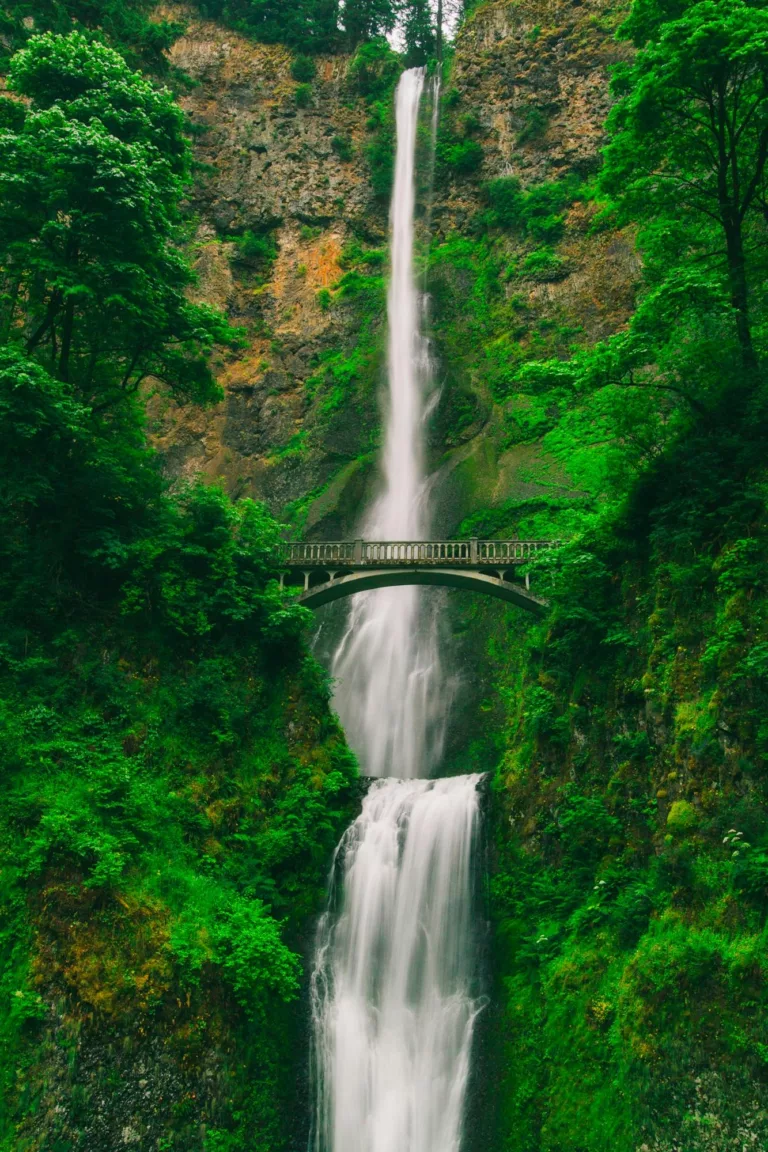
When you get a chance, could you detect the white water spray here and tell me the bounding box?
[310,69,484,1152]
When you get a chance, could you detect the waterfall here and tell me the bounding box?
[310,776,484,1152]
[309,69,484,1152]
[330,67,446,781]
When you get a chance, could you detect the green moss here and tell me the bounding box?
[667,800,700,832]
[522,246,570,282]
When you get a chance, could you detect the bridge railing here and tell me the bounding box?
[281,539,557,567]
[282,542,357,565]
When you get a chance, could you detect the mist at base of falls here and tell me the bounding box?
[309,68,485,1152]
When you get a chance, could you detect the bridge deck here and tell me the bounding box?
[281,538,555,569]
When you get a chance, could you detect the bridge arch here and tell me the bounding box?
[295,567,547,614]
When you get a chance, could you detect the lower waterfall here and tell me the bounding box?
[309,776,484,1152]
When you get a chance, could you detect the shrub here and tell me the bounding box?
[233,229,278,275]
[366,103,395,201]
[347,38,401,101]
[290,54,316,83]
[331,134,353,162]
[522,247,569,282]
[294,83,312,108]
[517,105,549,144]
[484,176,526,228]
[666,800,700,833]
[483,175,581,240]
[442,139,483,175]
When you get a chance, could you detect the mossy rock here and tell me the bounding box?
[666,800,700,833]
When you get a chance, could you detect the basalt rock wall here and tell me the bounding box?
[155,0,638,540]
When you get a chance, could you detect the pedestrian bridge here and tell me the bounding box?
[278,539,557,614]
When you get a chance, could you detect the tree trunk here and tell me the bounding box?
[58,296,75,382]
[1,272,22,342]
[723,215,757,374]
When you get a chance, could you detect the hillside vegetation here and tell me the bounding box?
[0,31,358,1150]
[427,1,768,1146]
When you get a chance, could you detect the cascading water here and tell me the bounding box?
[330,67,445,781]
[310,69,484,1152]
[310,776,483,1152]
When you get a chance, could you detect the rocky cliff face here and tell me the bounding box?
[150,8,389,532]
[426,0,639,534]
[156,0,639,540]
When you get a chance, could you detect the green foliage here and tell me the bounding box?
[0,0,182,71]
[516,104,549,144]
[0,28,361,1149]
[331,133,353,161]
[347,37,401,100]
[432,4,768,1148]
[172,888,301,1015]
[294,81,312,107]
[290,52,316,82]
[342,0,398,48]
[195,0,341,52]
[0,32,233,410]
[296,247,385,466]
[349,40,401,202]
[0,331,359,1140]
[601,0,768,371]
[522,247,569,282]
[482,174,583,241]
[402,0,436,66]
[439,136,483,175]
[232,228,279,281]
[426,231,581,413]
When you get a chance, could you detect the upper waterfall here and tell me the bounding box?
[330,68,447,780]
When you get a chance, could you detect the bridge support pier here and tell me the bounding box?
[303,571,311,592]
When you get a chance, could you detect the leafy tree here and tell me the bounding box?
[198,0,341,52]
[343,0,398,48]
[0,0,181,71]
[601,0,768,372]
[0,33,231,409]
[402,0,436,65]
[291,52,317,81]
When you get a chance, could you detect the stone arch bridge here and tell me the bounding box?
[279,539,557,614]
